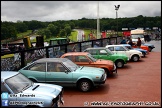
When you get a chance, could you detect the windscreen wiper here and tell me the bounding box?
[80,66,84,70]
[32,85,40,91]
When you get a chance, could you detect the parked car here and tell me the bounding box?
[126,38,150,52]
[130,34,155,52]
[83,47,129,68]
[105,45,143,62]
[132,44,149,52]
[142,43,155,52]
[60,52,117,75]
[1,71,64,107]
[121,44,148,57]
[18,58,107,92]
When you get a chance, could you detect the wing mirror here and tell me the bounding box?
[65,70,68,74]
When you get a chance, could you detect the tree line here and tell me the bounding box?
[1,15,161,40]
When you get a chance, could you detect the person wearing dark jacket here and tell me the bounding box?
[127,38,135,46]
[120,37,127,44]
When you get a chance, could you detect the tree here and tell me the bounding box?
[69,22,75,29]
[37,29,45,37]
[64,25,71,37]
[8,26,17,39]
[47,24,57,36]
[44,29,52,39]
[59,29,66,37]
[16,21,28,33]
[1,27,9,40]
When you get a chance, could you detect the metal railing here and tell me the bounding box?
[1,36,123,71]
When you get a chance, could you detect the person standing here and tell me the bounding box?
[137,37,141,48]
[120,37,127,44]
[127,38,135,47]
[144,34,147,42]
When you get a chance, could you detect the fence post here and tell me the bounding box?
[46,47,49,58]
[20,51,25,68]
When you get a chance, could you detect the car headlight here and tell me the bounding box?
[51,90,64,107]
[100,73,107,81]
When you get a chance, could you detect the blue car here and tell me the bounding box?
[121,44,148,57]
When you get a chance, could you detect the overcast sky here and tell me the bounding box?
[1,1,161,22]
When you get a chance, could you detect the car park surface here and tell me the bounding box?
[83,47,128,68]
[61,50,161,107]
[18,58,107,92]
[60,52,117,75]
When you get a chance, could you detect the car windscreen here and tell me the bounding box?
[87,53,97,62]
[105,48,114,55]
[5,73,33,94]
[131,34,144,39]
[62,59,79,71]
[123,46,129,51]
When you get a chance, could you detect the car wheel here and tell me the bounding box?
[131,55,139,62]
[78,79,92,92]
[103,68,110,76]
[115,60,124,68]
[142,52,146,57]
[149,47,152,52]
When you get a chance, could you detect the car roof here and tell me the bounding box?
[86,47,107,50]
[106,45,126,47]
[1,71,19,81]
[62,52,89,56]
[121,44,131,46]
[35,58,68,63]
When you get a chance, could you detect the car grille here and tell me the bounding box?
[113,64,116,70]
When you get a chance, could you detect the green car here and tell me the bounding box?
[18,58,107,92]
[84,47,129,68]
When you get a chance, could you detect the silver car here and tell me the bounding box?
[1,71,64,107]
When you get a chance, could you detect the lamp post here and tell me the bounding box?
[97,1,100,39]
[114,5,120,36]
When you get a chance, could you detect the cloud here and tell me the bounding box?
[1,1,161,22]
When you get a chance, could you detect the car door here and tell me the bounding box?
[107,46,115,53]
[114,46,129,57]
[21,63,46,82]
[98,49,113,61]
[46,62,73,85]
[74,55,94,67]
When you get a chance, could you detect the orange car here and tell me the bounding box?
[132,45,149,53]
[60,52,117,76]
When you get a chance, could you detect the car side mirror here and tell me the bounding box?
[65,70,68,74]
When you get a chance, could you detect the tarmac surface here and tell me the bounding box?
[61,40,161,107]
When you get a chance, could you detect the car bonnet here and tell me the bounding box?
[96,59,114,65]
[79,66,105,74]
[22,83,62,98]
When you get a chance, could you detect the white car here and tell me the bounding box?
[105,45,143,62]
